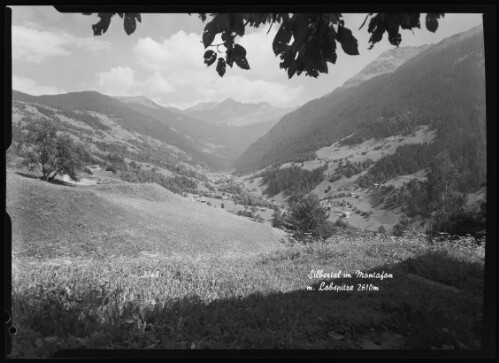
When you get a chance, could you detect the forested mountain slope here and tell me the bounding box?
[118,96,278,167]
[12,90,228,170]
[234,26,486,194]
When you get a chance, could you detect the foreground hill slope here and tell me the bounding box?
[7,172,285,258]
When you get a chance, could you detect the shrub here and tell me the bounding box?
[106,165,117,174]
[237,210,254,218]
[335,218,348,228]
[428,209,486,238]
[289,194,335,241]
[271,207,286,229]
[392,215,410,236]
[254,214,264,223]
[221,203,225,209]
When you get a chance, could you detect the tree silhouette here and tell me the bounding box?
[19,120,84,182]
[82,12,444,78]
[425,151,467,235]
[288,193,334,240]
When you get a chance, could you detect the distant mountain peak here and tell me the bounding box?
[115,95,161,109]
[432,23,483,51]
[234,25,485,175]
[343,44,430,88]
[221,97,237,104]
[182,98,292,127]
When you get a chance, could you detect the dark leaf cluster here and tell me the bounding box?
[83,12,442,78]
[84,13,142,36]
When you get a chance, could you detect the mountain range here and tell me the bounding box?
[233,25,486,195]
[9,25,487,232]
[182,98,294,127]
[10,25,486,198]
[11,91,289,171]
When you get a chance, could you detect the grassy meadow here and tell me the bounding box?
[7,171,486,357]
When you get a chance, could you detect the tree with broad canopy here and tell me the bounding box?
[19,120,84,182]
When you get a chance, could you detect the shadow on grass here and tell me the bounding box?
[12,251,484,357]
[15,171,76,187]
[15,171,42,180]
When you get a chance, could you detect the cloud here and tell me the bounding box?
[145,72,174,93]
[133,31,204,72]
[13,75,66,95]
[96,66,137,96]
[13,24,72,63]
[237,28,284,80]
[12,23,110,63]
[200,75,303,107]
[73,37,111,53]
[96,66,174,97]
[132,30,304,108]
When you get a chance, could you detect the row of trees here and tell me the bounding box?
[338,112,421,147]
[261,165,326,196]
[330,158,374,181]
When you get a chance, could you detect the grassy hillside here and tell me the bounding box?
[10,229,485,356]
[12,90,227,170]
[7,169,486,357]
[7,172,285,259]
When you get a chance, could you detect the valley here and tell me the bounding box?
[7,22,489,357]
[7,169,486,356]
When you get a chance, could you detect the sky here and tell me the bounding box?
[10,7,483,110]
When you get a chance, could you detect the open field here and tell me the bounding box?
[7,171,485,357]
[315,126,436,166]
[7,171,285,259]
[10,233,485,357]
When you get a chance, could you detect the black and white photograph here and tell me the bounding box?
[3,5,495,359]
